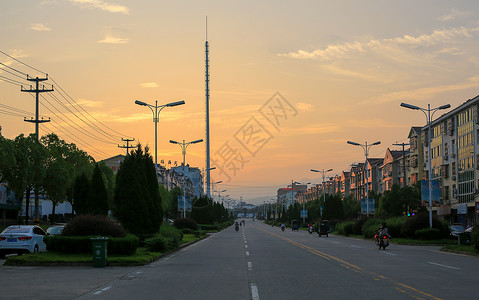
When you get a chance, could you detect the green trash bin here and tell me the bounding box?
[458,232,468,246]
[91,237,108,267]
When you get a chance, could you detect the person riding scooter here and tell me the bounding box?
[235,221,239,232]
[375,222,391,249]
[281,223,286,231]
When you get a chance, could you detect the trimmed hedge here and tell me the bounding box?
[44,234,138,255]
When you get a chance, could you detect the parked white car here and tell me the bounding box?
[0,225,47,258]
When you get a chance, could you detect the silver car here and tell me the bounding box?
[0,225,47,258]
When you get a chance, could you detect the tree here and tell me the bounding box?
[114,144,162,234]
[89,163,109,215]
[13,134,47,223]
[322,193,344,220]
[378,184,404,217]
[342,194,360,220]
[73,173,90,215]
[41,133,74,223]
[43,156,71,224]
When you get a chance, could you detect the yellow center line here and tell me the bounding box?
[256,225,442,300]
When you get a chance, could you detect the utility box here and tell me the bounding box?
[458,232,468,246]
[91,237,108,267]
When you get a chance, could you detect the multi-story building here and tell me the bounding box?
[422,95,479,225]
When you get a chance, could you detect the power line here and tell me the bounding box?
[49,76,131,139]
[0,61,27,76]
[0,50,46,75]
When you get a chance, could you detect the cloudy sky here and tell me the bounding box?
[2,1,479,204]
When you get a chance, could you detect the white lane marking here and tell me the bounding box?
[246,251,250,256]
[351,245,362,248]
[93,286,111,295]
[428,261,460,270]
[248,261,253,270]
[245,245,248,249]
[251,284,260,300]
[380,251,396,256]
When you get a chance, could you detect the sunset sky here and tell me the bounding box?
[2,1,479,204]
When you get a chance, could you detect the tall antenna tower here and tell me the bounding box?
[205,16,212,199]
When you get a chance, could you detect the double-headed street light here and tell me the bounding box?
[401,102,450,228]
[347,140,381,215]
[170,138,203,217]
[135,99,185,177]
[311,169,333,216]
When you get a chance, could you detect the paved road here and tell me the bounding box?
[1,220,478,299]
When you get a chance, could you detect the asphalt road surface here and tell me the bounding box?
[1,219,478,299]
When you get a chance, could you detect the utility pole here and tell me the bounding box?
[118,138,135,156]
[21,75,53,224]
[393,142,409,187]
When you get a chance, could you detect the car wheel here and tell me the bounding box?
[0,251,5,259]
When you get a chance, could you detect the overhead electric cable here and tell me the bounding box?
[46,92,119,143]
[0,50,46,75]
[49,76,131,139]
[35,93,116,145]
[0,61,27,76]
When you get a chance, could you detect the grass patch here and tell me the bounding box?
[390,238,456,245]
[5,247,163,266]
[180,234,198,244]
[441,244,479,255]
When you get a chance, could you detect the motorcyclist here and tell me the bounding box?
[281,223,286,231]
[376,222,390,243]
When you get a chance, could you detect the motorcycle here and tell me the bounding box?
[308,226,313,234]
[374,233,390,250]
[235,225,239,232]
[281,226,285,232]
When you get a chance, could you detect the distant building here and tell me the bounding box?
[101,154,125,174]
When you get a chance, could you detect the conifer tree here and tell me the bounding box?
[114,144,162,234]
[89,163,109,215]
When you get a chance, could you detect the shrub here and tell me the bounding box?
[414,228,440,240]
[159,225,183,241]
[61,214,126,237]
[336,221,354,235]
[472,226,479,251]
[144,235,179,252]
[174,217,197,230]
[385,216,407,238]
[362,218,382,238]
[400,212,448,238]
[352,217,368,235]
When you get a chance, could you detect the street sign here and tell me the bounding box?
[178,196,192,212]
[361,198,375,215]
[300,210,308,218]
[421,180,440,206]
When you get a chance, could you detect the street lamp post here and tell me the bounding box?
[311,169,333,217]
[135,99,185,177]
[347,140,380,216]
[170,139,203,217]
[212,181,222,203]
[401,102,450,228]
